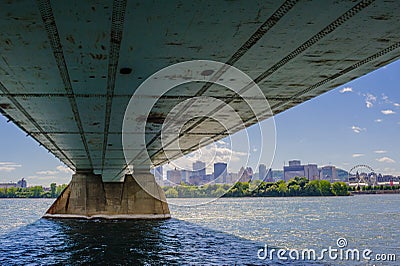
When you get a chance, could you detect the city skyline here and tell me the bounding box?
[1,60,399,186]
[160,158,399,187]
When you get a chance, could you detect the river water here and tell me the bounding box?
[0,195,398,265]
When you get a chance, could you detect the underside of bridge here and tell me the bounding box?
[0,0,400,218]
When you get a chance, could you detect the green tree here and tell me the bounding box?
[319,180,333,196]
[7,187,17,198]
[287,178,299,188]
[165,188,178,198]
[29,186,44,198]
[50,183,57,198]
[249,180,263,196]
[297,177,309,189]
[289,184,301,196]
[332,182,349,196]
[212,186,227,198]
[56,184,68,196]
[265,184,279,196]
[228,182,250,197]
[277,181,288,196]
[304,180,321,196]
[0,187,5,197]
[287,177,308,196]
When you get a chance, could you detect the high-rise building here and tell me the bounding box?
[320,165,337,182]
[153,166,163,181]
[17,178,27,188]
[166,169,182,185]
[289,160,301,166]
[265,168,274,182]
[0,182,17,189]
[284,160,319,181]
[238,167,251,182]
[284,160,305,181]
[193,160,206,177]
[214,162,227,183]
[226,172,238,184]
[246,167,253,180]
[259,164,267,181]
[180,169,193,183]
[304,164,319,180]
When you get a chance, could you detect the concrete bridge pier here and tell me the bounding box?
[43,170,170,219]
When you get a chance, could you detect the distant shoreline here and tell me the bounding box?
[351,190,400,195]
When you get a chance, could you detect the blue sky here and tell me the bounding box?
[0,116,73,186]
[1,60,399,186]
[271,59,400,174]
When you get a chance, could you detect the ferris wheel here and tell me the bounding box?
[348,164,377,186]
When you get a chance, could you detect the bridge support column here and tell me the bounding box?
[43,171,170,219]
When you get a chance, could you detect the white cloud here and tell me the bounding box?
[376,157,396,163]
[35,166,73,176]
[166,141,248,174]
[374,119,382,123]
[351,126,365,133]
[374,150,387,154]
[380,94,400,108]
[381,109,396,115]
[339,87,353,93]
[36,170,58,175]
[27,175,71,186]
[0,162,22,172]
[56,165,74,174]
[352,153,364,158]
[365,93,376,108]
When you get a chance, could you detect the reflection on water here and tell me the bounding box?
[0,195,399,265]
[0,218,311,265]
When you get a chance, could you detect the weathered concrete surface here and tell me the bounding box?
[1,1,400,181]
[44,172,170,219]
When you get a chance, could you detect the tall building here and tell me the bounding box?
[289,160,301,166]
[214,162,227,183]
[265,168,274,182]
[304,164,319,180]
[320,166,337,182]
[284,160,319,181]
[246,167,253,180]
[154,166,163,180]
[284,160,305,181]
[238,167,251,182]
[180,169,193,183]
[17,178,27,188]
[226,172,238,184]
[193,160,206,177]
[188,175,201,185]
[0,182,17,189]
[166,169,182,185]
[259,164,267,181]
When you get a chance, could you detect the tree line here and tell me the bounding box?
[348,184,400,191]
[0,183,67,198]
[163,177,350,198]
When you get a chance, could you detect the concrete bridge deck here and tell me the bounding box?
[0,0,399,218]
